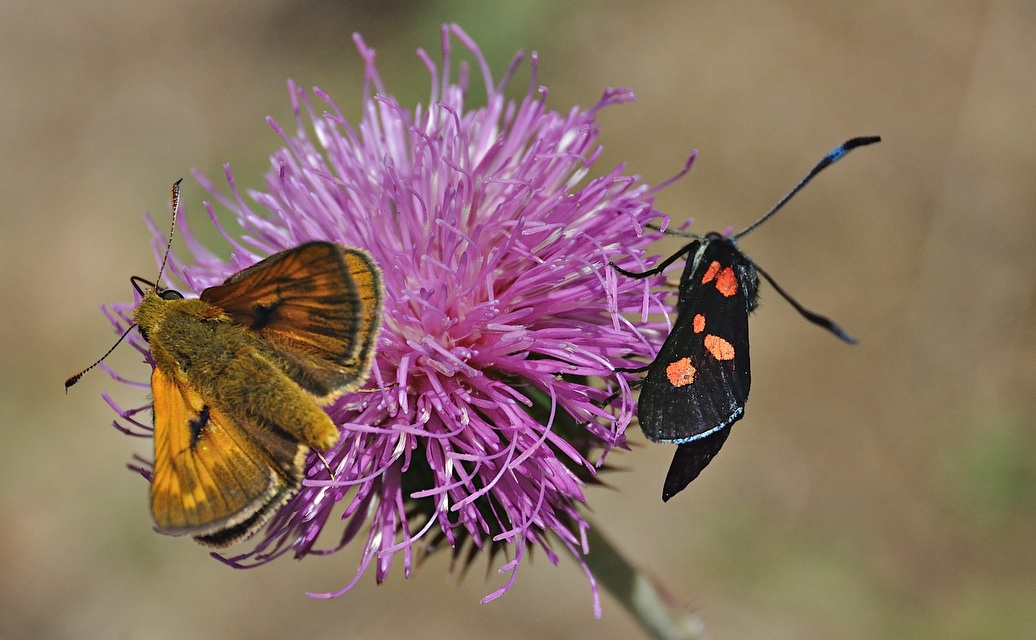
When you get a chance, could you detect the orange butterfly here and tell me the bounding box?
[71,181,383,547]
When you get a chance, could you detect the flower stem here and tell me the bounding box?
[583,520,709,639]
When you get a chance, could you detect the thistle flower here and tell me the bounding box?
[104,24,687,615]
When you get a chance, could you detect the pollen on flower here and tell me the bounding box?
[103,23,690,617]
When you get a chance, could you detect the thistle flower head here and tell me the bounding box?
[105,24,684,614]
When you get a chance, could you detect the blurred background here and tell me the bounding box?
[3,1,1034,638]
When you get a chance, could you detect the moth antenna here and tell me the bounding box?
[154,178,183,290]
[735,136,880,239]
[754,264,857,344]
[64,323,138,391]
[644,137,879,241]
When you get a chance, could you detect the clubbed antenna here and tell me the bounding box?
[65,180,183,390]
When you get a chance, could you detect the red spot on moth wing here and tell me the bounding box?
[704,335,735,360]
[714,267,738,297]
[701,261,721,284]
[666,358,697,387]
[692,314,706,333]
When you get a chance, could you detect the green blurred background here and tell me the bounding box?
[3,2,1034,638]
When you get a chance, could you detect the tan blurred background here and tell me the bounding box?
[3,1,1034,638]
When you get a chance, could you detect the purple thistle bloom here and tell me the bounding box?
[105,24,690,615]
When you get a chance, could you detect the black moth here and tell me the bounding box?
[613,136,880,501]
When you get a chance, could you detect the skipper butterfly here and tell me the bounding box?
[69,181,383,546]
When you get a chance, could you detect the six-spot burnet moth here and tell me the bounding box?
[613,136,880,501]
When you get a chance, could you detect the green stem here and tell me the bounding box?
[583,520,709,640]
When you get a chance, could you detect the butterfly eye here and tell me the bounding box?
[159,289,185,301]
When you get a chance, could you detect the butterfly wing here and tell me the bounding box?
[149,366,306,547]
[200,242,382,400]
[637,238,754,444]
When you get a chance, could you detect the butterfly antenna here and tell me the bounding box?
[66,181,181,391]
[64,323,138,391]
[735,136,880,239]
[154,178,183,290]
[754,263,857,344]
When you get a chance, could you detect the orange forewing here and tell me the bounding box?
[201,242,382,400]
[149,367,303,546]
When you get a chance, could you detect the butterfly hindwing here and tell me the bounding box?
[638,235,758,444]
[200,241,382,400]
